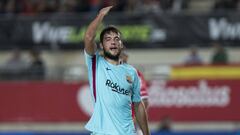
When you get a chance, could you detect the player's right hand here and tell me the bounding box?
[99,6,113,16]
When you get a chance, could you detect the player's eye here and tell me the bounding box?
[105,37,111,41]
[115,37,120,41]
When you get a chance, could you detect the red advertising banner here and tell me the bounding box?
[0,80,239,122]
[0,82,89,122]
[148,79,240,122]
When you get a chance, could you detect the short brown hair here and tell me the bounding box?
[100,25,121,43]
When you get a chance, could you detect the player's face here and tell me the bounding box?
[102,31,123,60]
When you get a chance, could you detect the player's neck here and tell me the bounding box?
[104,57,120,65]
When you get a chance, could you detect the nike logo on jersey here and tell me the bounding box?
[106,67,111,71]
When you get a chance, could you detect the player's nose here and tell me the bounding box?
[111,41,116,46]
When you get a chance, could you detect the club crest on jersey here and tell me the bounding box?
[126,75,133,84]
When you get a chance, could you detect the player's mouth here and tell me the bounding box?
[110,47,118,51]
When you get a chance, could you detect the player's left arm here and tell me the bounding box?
[134,101,150,135]
[142,98,149,110]
[132,69,150,135]
[138,70,149,110]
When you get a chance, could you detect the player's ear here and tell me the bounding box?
[120,42,125,49]
[100,43,103,49]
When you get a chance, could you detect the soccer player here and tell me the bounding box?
[120,51,149,110]
[84,6,150,135]
[120,51,149,135]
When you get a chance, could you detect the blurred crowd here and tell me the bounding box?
[0,42,229,80]
[0,47,45,80]
[0,0,239,15]
[0,0,235,81]
[184,42,229,65]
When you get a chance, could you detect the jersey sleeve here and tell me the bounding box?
[84,50,98,83]
[84,49,94,67]
[137,70,149,100]
[84,50,99,70]
[132,69,141,103]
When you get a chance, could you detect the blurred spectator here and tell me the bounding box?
[35,0,48,13]
[214,0,238,12]
[35,0,60,14]
[171,0,188,13]
[237,0,240,11]
[47,0,60,12]
[0,0,192,15]
[144,0,162,13]
[160,0,174,11]
[20,0,35,15]
[26,48,45,80]
[88,0,101,12]
[125,0,138,14]
[184,45,203,65]
[0,0,5,14]
[157,116,172,132]
[0,0,90,15]
[78,0,90,12]
[211,42,228,64]
[58,0,80,13]
[0,47,27,80]
[5,0,17,15]
[126,0,161,14]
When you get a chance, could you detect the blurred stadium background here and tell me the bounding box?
[0,0,240,135]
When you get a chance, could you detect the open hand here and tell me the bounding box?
[99,6,113,16]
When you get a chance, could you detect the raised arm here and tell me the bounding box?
[84,6,113,55]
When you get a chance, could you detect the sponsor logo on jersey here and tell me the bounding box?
[106,79,130,96]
